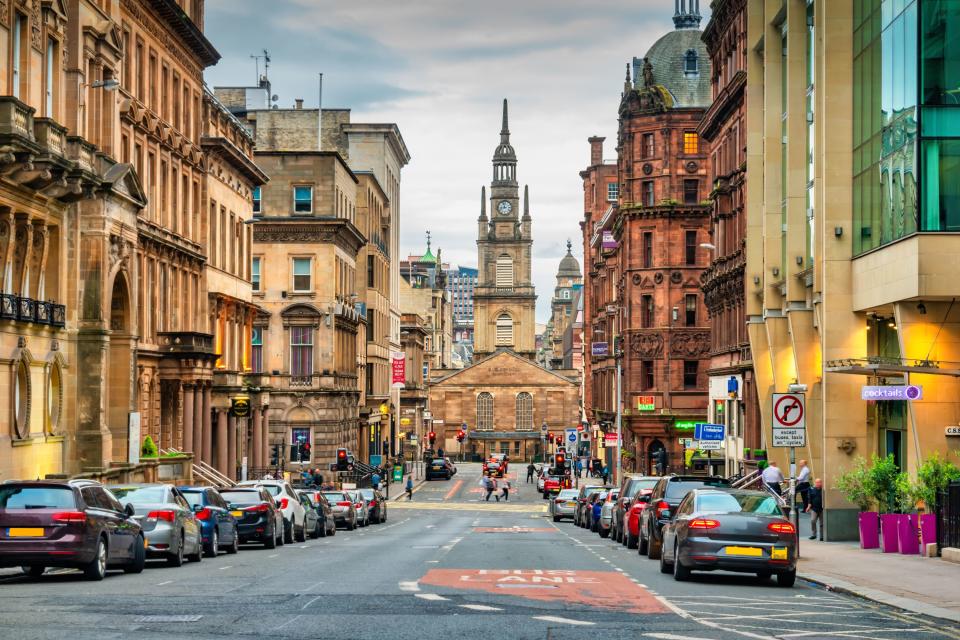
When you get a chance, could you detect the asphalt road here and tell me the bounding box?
[1,463,958,640]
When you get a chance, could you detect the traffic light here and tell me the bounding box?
[554,452,565,468]
[299,441,311,462]
[456,430,465,443]
[270,444,279,466]
[336,448,348,471]
[428,431,437,445]
[555,435,562,446]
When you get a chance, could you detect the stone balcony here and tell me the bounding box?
[157,331,217,357]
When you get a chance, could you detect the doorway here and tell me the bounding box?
[107,273,134,462]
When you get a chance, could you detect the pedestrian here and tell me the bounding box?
[796,459,812,510]
[655,448,668,476]
[371,471,381,490]
[263,471,274,480]
[526,463,535,483]
[574,458,582,478]
[312,468,323,487]
[300,468,312,484]
[806,478,824,540]
[492,477,501,502]
[405,475,414,501]
[601,465,609,484]
[762,460,785,495]
[437,447,444,458]
[484,475,495,502]
[501,478,511,501]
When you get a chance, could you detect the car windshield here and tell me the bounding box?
[558,490,579,498]
[630,480,658,495]
[358,490,374,499]
[0,486,76,509]
[108,486,167,503]
[180,491,204,507]
[323,493,346,503]
[665,480,728,500]
[596,492,608,501]
[697,492,783,515]
[432,459,446,464]
[258,485,282,496]
[221,491,262,505]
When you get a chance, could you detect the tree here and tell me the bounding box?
[835,456,874,512]
[141,435,158,458]
[915,452,960,511]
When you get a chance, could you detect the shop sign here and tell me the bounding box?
[946,426,960,437]
[591,342,609,357]
[861,385,923,401]
[391,352,406,388]
[231,396,251,418]
[400,418,411,426]
[674,420,697,430]
[601,230,618,250]
[636,395,655,411]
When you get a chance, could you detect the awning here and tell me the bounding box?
[825,357,960,377]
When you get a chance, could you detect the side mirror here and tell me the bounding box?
[124,503,136,518]
[192,503,203,512]
[638,495,651,504]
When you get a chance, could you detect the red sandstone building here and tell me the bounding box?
[699,0,760,474]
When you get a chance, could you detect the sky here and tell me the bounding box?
[203,0,706,321]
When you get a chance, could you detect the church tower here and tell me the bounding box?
[473,99,537,360]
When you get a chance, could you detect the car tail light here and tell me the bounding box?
[688,518,721,529]
[368,500,377,507]
[555,498,564,503]
[147,510,176,522]
[194,508,211,521]
[244,503,270,513]
[655,500,670,518]
[768,521,796,535]
[354,503,362,509]
[337,501,351,507]
[278,498,289,510]
[51,511,86,524]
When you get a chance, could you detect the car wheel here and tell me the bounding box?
[542,492,548,500]
[125,535,146,574]
[204,528,219,558]
[672,543,690,581]
[264,527,277,549]
[187,533,203,563]
[599,527,609,539]
[310,521,321,539]
[756,571,772,581]
[553,515,561,522]
[646,529,661,560]
[348,518,356,531]
[638,529,648,555]
[167,532,185,567]
[283,519,294,545]
[226,531,239,554]
[328,523,336,536]
[627,532,639,549]
[295,521,306,542]
[659,543,673,574]
[777,570,797,588]
[84,537,108,581]
[22,565,45,578]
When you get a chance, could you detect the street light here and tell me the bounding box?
[90,79,120,91]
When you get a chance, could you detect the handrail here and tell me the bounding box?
[162,448,235,487]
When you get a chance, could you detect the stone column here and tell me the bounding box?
[182,385,195,454]
[193,385,204,461]
[216,409,228,477]
[252,406,263,469]
[202,384,212,465]
[227,413,237,480]
[261,408,270,471]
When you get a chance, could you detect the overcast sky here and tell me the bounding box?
[204,0,705,321]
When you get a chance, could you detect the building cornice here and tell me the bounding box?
[252,218,366,255]
[201,136,269,186]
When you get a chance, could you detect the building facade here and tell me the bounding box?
[446,264,477,366]
[399,312,428,459]
[547,242,582,369]
[400,242,452,374]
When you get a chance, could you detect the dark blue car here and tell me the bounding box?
[591,491,608,532]
[181,487,239,557]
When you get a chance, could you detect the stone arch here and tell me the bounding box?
[476,392,494,431]
[107,269,136,461]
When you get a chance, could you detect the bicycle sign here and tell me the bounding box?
[772,393,806,447]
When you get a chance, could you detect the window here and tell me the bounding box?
[643,232,653,268]
[366,363,374,394]
[292,258,311,292]
[516,392,533,431]
[252,186,261,215]
[366,308,374,342]
[290,326,313,377]
[293,186,313,214]
[685,294,697,327]
[12,14,24,98]
[251,327,263,373]
[606,182,619,202]
[251,257,261,292]
[45,38,56,116]
[495,255,514,287]
[477,392,494,431]
[683,132,699,155]
[683,360,699,389]
[641,295,654,328]
[46,363,61,434]
[561,289,571,299]
[683,179,699,205]
[496,314,513,345]
[642,181,655,206]
[685,230,697,265]
[642,133,655,158]
[290,428,311,462]
[14,359,29,439]
[367,255,375,288]
[684,49,699,74]
[642,360,654,391]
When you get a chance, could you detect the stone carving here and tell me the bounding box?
[30,0,41,50]
[670,271,682,284]
[685,161,698,173]
[632,273,641,285]
[642,163,653,175]
[654,272,663,285]
[109,234,132,269]
[631,332,664,358]
[642,57,654,87]
[670,331,711,357]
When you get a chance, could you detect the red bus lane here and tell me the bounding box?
[418,569,668,614]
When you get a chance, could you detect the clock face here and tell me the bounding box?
[497,200,513,215]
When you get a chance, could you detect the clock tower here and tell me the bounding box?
[473,99,537,360]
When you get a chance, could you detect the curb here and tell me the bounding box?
[799,571,960,624]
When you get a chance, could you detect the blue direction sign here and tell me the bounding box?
[565,428,578,443]
[694,423,725,441]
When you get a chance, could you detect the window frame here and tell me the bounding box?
[293,185,313,215]
[251,256,261,292]
[606,182,619,202]
[291,257,312,293]
[683,179,699,205]
[495,313,514,346]
[289,325,314,377]
[252,186,261,216]
[515,392,533,431]
[685,294,697,327]
[685,230,698,266]
[251,325,264,374]
[683,360,699,389]
[477,392,494,431]
[683,132,699,155]
[642,181,655,206]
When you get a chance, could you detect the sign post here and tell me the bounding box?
[772,392,806,542]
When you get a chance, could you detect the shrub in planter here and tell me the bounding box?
[754,449,767,459]
[915,452,960,512]
[836,456,878,549]
[141,435,158,458]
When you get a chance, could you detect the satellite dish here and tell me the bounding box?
[271,94,278,102]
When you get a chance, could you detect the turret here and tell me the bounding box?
[521,184,531,239]
[478,186,488,239]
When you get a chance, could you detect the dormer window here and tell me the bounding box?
[685,49,699,74]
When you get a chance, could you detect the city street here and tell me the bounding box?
[1,464,958,640]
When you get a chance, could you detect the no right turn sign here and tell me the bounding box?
[772,392,806,447]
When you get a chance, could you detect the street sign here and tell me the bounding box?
[566,428,577,443]
[591,342,609,357]
[945,426,960,437]
[772,428,806,447]
[696,440,723,450]
[576,424,585,432]
[541,423,549,433]
[693,423,724,441]
[861,385,923,401]
[772,392,806,447]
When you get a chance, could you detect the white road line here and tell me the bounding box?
[302,581,325,591]
[459,604,503,612]
[398,581,420,592]
[426,560,440,563]
[645,634,716,640]
[300,594,324,610]
[300,545,309,548]
[532,615,595,626]
[218,565,232,571]
[414,593,448,601]
[155,580,173,586]
[275,614,302,630]
[654,596,773,640]
[268,554,279,558]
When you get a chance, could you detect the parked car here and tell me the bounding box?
[490,453,509,474]
[612,475,660,546]
[659,488,798,587]
[107,483,202,567]
[588,491,608,531]
[426,458,454,480]
[0,480,145,580]
[536,470,546,493]
[443,458,458,476]
[573,485,606,526]
[295,492,321,538]
[484,461,504,478]
[322,491,358,530]
[296,490,336,536]
[639,475,730,559]
[350,490,371,527]
[357,488,386,524]
[180,486,239,557]
[220,487,283,548]
[236,480,307,543]
[598,489,619,538]
[551,488,579,522]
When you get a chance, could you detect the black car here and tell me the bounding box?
[180,486,240,557]
[638,475,730,559]
[220,487,281,549]
[357,488,387,524]
[426,458,453,480]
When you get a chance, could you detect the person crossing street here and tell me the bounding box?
[405,475,414,500]
[526,462,535,483]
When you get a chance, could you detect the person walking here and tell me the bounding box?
[526,463,535,483]
[806,478,824,540]
[796,460,812,510]
[492,477,501,502]
[574,458,582,478]
[405,475,414,501]
[484,475,495,502]
[501,478,511,501]
[601,465,609,484]
[371,471,381,490]
[762,461,785,495]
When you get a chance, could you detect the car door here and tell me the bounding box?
[213,491,237,542]
[173,489,200,549]
[100,487,137,561]
[642,481,665,539]
[663,494,690,558]
[81,487,120,562]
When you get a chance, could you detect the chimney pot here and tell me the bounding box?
[588,136,605,166]
[294,98,304,110]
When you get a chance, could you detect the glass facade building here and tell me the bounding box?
[853,0,960,255]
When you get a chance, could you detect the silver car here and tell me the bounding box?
[551,489,579,521]
[350,490,370,527]
[322,491,357,530]
[598,489,619,538]
[108,484,202,566]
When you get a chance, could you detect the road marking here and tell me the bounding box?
[414,593,448,601]
[268,554,279,558]
[425,524,436,529]
[303,581,325,591]
[300,595,324,610]
[275,614,302,630]
[413,545,440,549]
[426,560,440,563]
[300,545,309,548]
[444,479,464,500]
[398,581,420,592]
[218,565,232,571]
[532,615,594,626]
[155,580,173,586]
[645,634,715,640]
[459,604,503,612]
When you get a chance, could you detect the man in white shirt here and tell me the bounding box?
[796,460,812,509]
[761,461,785,495]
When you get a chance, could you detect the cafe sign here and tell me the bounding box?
[636,395,655,411]
[861,385,923,401]
[231,396,251,418]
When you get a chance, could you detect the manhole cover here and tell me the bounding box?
[135,615,203,623]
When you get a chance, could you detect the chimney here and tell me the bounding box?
[588,136,605,166]
[294,98,304,110]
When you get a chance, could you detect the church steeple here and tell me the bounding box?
[492,98,517,186]
[500,98,510,142]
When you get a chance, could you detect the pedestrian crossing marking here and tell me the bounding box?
[390,501,546,513]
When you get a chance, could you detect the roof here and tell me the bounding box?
[637,27,712,108]
[557,240,581,277]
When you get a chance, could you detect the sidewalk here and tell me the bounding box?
[794,512,960,623]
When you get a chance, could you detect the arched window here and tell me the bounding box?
[46,363,62,435]
[495,254,514,287]
[477,392,494,431]
[496,313,513,346]
[14,358,29,439]
[684,49,699,74]
[516,392,533,431]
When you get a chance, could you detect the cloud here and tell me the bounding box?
[204,0,706,321]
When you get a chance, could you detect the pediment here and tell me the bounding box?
[101,162,146,208]
[432,350,577,389]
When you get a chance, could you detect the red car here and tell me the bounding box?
[541,474,571,499]
[623,489,655,548]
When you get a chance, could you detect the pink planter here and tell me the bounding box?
[859,511,880,549]
[898,513,919,555]
[920,513,938,549]
[880,513,901,553]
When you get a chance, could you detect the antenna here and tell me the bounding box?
[250,49,271,83]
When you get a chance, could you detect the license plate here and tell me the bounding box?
[432,466,442,470]
[231,511,243,518]
[725,545,762,557]
[771,547,788,560]
[8,528,44,537]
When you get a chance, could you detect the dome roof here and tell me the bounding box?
[638,27,711,108]
[557,240,581,278]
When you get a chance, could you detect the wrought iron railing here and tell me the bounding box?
[0,293,65,328]
[936,481,960,555]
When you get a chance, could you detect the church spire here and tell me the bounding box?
[500,98,510,143]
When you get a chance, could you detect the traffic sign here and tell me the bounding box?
[541,423,549,433]
[565,428,578,444]
[693,423,724,441]
[772,428,806,447]
[772,392,806,447]
[696,440,723,450]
